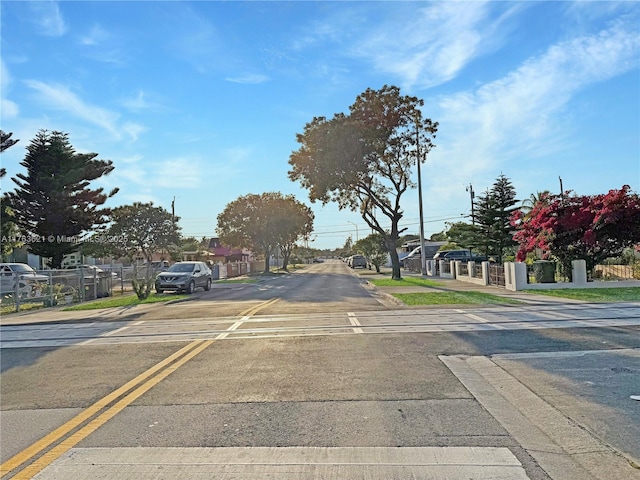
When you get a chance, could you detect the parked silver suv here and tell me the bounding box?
[155,261,212,294]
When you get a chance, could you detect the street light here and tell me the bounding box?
[348,221,359,242]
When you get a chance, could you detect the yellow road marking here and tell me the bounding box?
[1,296,281,478]
[11,340,215,480]
[0,339,206,477]
[240,297,280,317]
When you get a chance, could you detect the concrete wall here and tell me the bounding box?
[505,260,640,291]
[425,258,639,291]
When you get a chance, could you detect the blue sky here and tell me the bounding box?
[1,1,639,250]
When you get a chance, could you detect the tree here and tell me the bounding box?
[513,185,640,275]
[289,85,438,280]
[104,202,181,299]
[0,130,19,153]
[179,236,210,262]
[444,221,479,250]
[7,130,118,268]
[473,174,518,262]
[1,130,19,178]
[272,196,314,272]
[354,233,388,273]
[0,131,20,259]
[217,192,314,274]
[520,190,551,220]
[429,231,447,242]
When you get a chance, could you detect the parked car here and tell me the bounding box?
[64,264,118,278]
[155,261,212,294]
[433,250,487,262]
[147,260,170,271]
[349,254,368,269]
[0,263,49,296]
[402,246,422,268]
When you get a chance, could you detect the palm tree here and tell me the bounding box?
[520,190,552,219]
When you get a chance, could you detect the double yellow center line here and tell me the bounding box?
[1,298,279,479]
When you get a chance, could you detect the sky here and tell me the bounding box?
[1,0,639,251]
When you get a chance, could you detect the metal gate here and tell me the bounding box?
[489,264,505,287]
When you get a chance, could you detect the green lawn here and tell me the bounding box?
[63,292,190,310]
[528,287,640,302]
[369,277,444,288]
[393,291,522,306]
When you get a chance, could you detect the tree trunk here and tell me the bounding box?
[389,248,402,279]
[52,251,65,270]
[131,263,153,299]
[263,248,271,274]
[282,254,290,272]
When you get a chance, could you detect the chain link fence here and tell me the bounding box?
[0,266,140,313]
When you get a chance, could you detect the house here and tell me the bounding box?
[206,238,253,264]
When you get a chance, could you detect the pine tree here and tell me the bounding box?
[473,174,518,263]
[1,131,20,258]
[8,130,118,268]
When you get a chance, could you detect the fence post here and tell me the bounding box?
[79,269,85,302]
[49,270,54,306]
[14,272,20,312]
[572,259,588,285]
[481,261,490,285]
[505,262,528,291]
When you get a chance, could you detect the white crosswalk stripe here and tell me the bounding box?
[2,303,639,348]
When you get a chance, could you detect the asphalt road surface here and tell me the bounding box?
[1,260,639,479]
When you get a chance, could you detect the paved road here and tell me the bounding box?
[1,260,639,479]
[2,302,640,348]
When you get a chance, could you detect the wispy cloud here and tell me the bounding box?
[77,24,128,65]
[121,90,165,113]
[1,61,19,119]
[225,74,269,84]
[152,157,205,187]
[428,14,640,196]
[79,24,110,46]
[24,80,145,142]
[168,6,230,74]
[29,1,66,37]
[108,155,205,191]
[350,1,521,89]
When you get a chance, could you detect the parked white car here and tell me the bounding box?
[0,263,49,296]
[64,264,118,278]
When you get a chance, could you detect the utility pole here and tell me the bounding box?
[416,116,426,276]
[466,184,475,225]
[559,176,564,203]
[171,196,176,223]
[348,221,359,242]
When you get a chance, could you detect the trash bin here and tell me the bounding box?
[532,260,555,283]
[97,275,111,297]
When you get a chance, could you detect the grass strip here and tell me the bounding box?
[528,287,640,302]
[369,277,444,288]
[63,293,189,310]
[393,291,522,306]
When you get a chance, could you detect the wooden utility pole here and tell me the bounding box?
[466,184,475,225]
